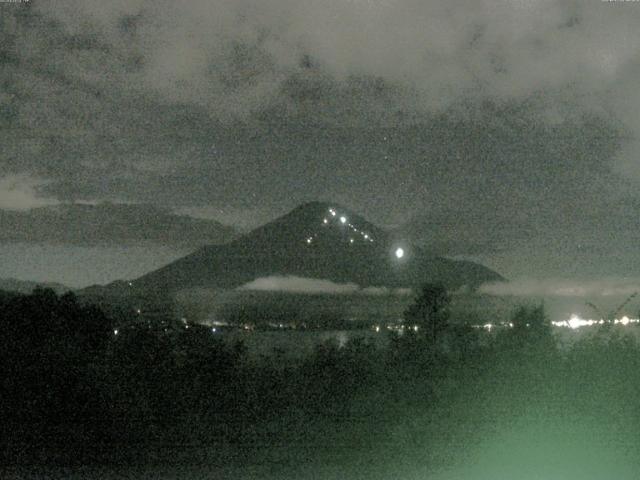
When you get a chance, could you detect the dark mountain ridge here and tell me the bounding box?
[0,202,238,247]
[0,278,70,295]
[120,201,504,294]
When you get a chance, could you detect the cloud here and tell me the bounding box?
[175,205,279,232]
[239,275,412,295]
[0,175,58,210]
[239,276,360,295]
[6,2,634,185]
[361,286,413,296]
[30,1,640,117]
[5,2,640,176]
[0,202,237,246]
[0,242,189,288]
[479,277,640,298]
[2,0,640,280]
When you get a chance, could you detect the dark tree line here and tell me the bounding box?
[2,285,640,470]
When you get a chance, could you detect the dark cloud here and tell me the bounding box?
[0,203,237,247]
[2,0,640,281]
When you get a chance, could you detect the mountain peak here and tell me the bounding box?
[128,202,504,293]
[231,201,387,253]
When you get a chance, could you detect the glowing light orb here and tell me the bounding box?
[323,218,328,224]
[340,216,347,224]
[395,247,404,259]
[364,234,369,239]
[564,314,594,329]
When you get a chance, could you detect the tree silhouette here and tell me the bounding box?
[496,304,556,358]
[0,288,115,459]
[403,283,451,345]
[510,304,551,338]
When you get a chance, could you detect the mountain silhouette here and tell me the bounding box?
[0,203,237,247]
[118,201,504,293]
[0,278,70,295]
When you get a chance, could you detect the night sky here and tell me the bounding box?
[1,0,640,289]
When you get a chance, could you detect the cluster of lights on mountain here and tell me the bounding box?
[305,208,376,246]
[118,205,640,336]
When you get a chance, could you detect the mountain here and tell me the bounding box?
[0,203,238,247]
[0,278,70,295]
[118,201,504,293]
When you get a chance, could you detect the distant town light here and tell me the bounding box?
[113,329,119,335]
[323,218,328,224]
[395,247,404,259]
[566,314,592,329]
[340,216,347,224]
[551,314,640,329]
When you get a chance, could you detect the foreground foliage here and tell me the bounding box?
[2,288,640,477]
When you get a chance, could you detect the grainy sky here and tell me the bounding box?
[1,0,640,287]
